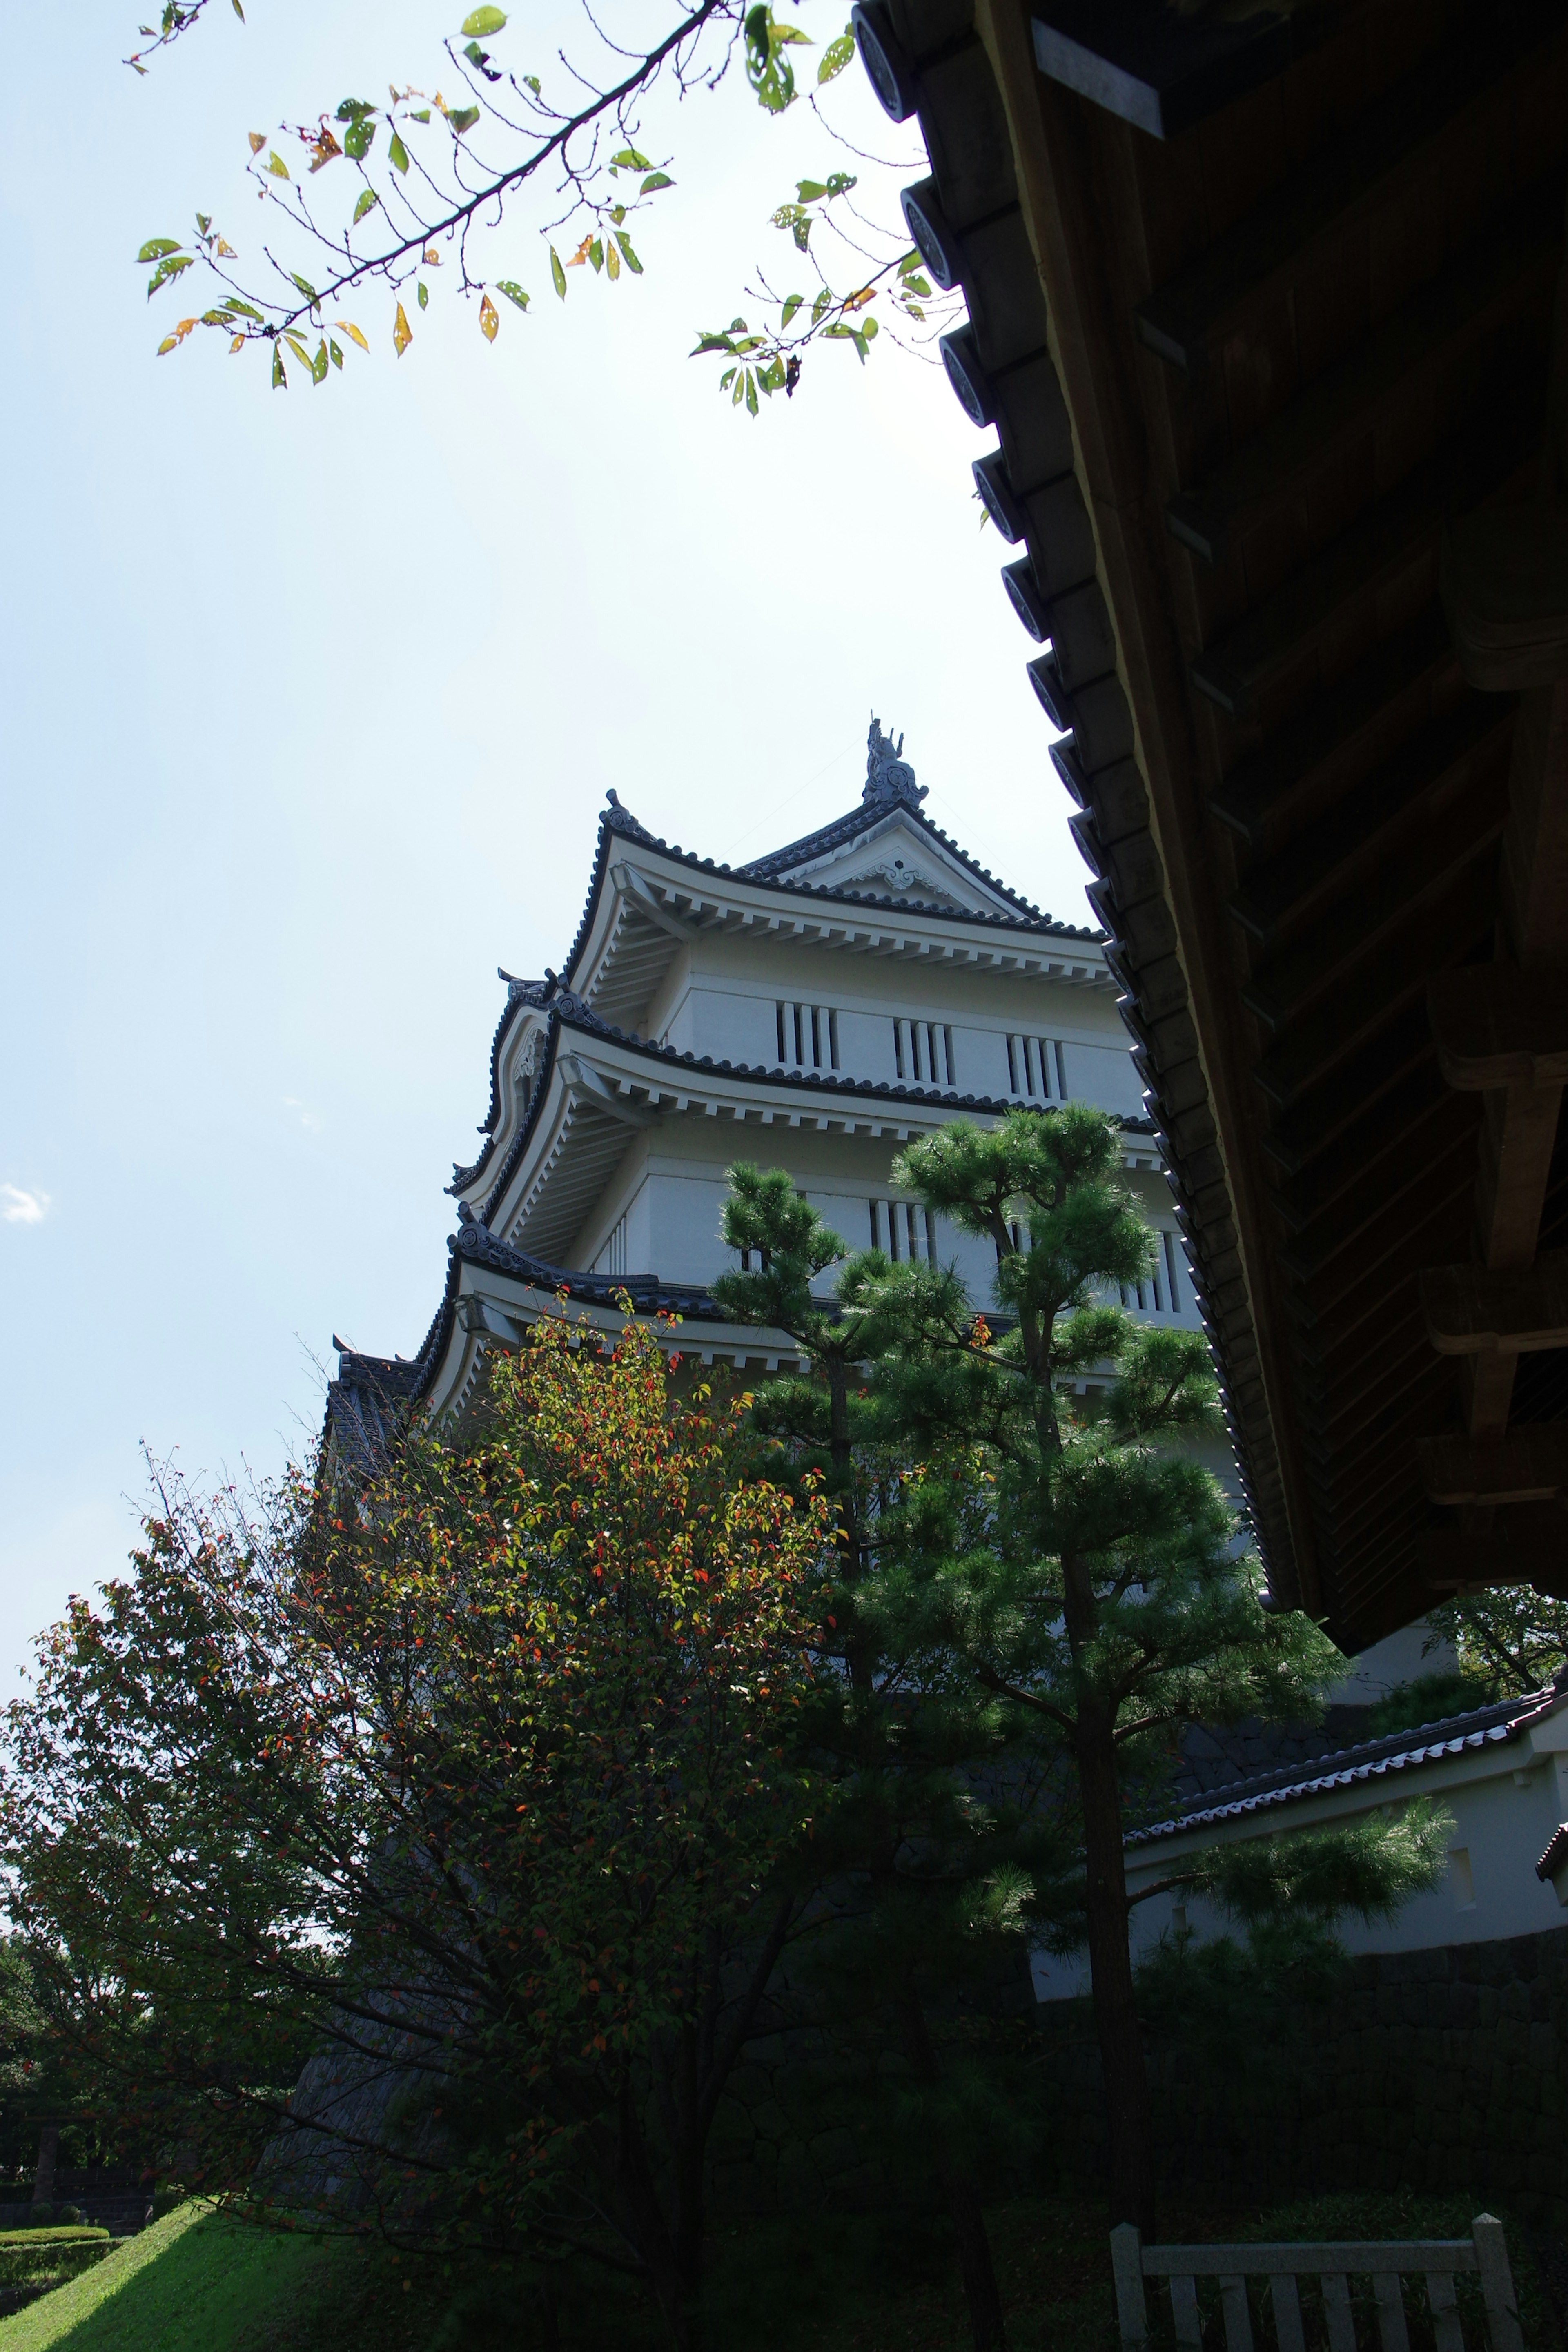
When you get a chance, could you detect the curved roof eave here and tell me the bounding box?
[467,984,1159,1235]
[563,795,1102,995]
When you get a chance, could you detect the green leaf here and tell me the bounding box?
[311,337,330,384]
[523,73,541,94]
[136,237,181,262]
[817,26,854,82]
[345,116,375,160]
[417,280,429,310]
[745,369,759,416]
[611,147,652,171]
[410,107,431,121]
[824,171,856,198]
[336,97,375,122]
[719,366,737,390]
[199,309,235,326]
[792,217,810,253]
[353,187,379,223]
[224,298,264,321]
[232,0,244,18]
[291,272,319,303]
[550,246,566,300]
[795,179,827,203]
[732,368,746,406]
[588,238,604,274]
[266,150,290,179]
[460,4,507,32]
[283,331,312,365]
[810,287,832,324]
[780,293,802,328]
[330,337,343,368]
[448,106,480,134]
[639,172,673,195]
[147,254,194,298]
[496,280,530,311]
[613,232,643,275]
[388,130,410,173]
[272,344,286,390]
[691,333,737,356]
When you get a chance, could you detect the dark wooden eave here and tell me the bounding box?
[855,0,1568,1642]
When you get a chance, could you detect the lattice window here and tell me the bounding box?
[869,1199,940,1264]
[1006,1033,1067,1100]
[775,1001,841,1071]
[893,1018,955,1087]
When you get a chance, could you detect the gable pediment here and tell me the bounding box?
[768,809,1008,916]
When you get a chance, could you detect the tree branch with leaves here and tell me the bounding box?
[127,0,952,401]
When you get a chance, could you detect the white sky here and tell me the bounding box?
[0,0,1089,1689]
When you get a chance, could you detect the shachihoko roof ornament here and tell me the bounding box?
[863,715,927,808]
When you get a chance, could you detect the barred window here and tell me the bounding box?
[893,1018,955,1087]
[870,1199,939,1264]
[1006,1033,1067,1100]
[776,1001,840,1071]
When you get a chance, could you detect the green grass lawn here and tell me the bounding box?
[0,2190,1555,2351]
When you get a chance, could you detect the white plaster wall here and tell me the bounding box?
[1063,1040,1147,1120]
[950,1022,1013,1098]
[642,928,1137,1110]
[834,1007,898,1083]
[1033,1740,1568,2004]
[670,987,778,1067]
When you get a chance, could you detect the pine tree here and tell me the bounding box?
[719,1108,1447,2239]
[713,1172,1056,2352]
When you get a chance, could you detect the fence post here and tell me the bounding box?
[1472,2214,1524,2352]
[1111,2223,1149,2348]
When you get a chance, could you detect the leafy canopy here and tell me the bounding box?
[0,1310,829,2275]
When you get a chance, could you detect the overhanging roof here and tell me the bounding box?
[859,0,1568,1642]
[456,982,1161,1247]
[1128,1679,1566,1850]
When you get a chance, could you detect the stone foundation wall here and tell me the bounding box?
[1036,1925,1568,2227]
[708,1924,1568,2224]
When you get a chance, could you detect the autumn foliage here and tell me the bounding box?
[0,1310,826,2330]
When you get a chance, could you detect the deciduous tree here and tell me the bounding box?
[0,1309,827,2350]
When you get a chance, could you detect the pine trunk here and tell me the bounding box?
[1075,1696,1156,2236]
[894,1962,1011,2352]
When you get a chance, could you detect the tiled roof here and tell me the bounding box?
[1128,1684,1563,1848]
[453,984,1158,1222]
[1537,1824,1568,1886]
[560,794,1102,993]
[449,1209,726,1321]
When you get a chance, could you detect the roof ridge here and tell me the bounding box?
[1128,1685,1555,1846]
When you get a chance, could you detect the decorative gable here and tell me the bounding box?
[746,717,1034,920]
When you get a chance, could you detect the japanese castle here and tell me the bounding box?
[327,723,1198,1459]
